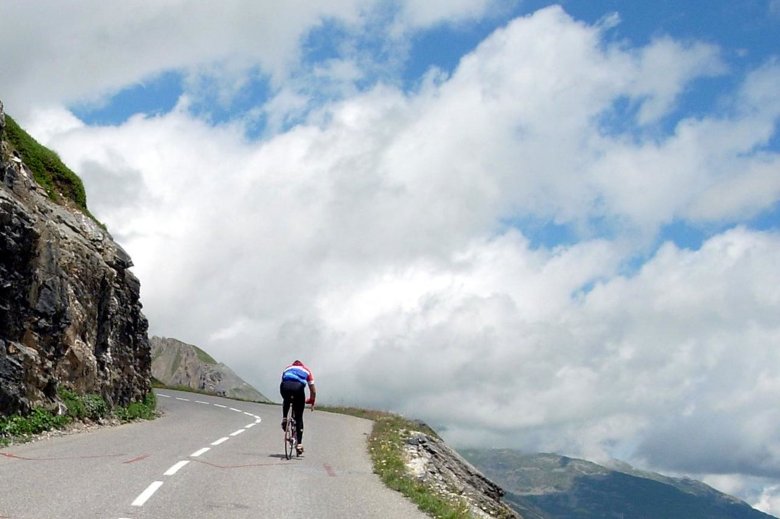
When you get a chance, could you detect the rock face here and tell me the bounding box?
[404,431,521,518]
[0,101,150,415]
[150,336,271,402]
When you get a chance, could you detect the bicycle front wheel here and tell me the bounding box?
[284,419,295,460]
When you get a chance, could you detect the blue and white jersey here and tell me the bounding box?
[281,363,314,386]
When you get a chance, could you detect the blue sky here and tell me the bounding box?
[2,0,780,511]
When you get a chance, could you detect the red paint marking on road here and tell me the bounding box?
[1,452,125,462]
[191,459,288,470]
[1,452,29,460]
[123,454,150,464]
[323,463,337,477]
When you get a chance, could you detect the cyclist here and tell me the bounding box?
[280,360,316,454]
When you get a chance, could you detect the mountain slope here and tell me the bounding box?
[459,450,776,519]
[150,336,270,402]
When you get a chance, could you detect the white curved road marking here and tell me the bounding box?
[127,393,263,515]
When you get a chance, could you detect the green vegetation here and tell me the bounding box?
[0,389,157,447]
[323,406,473,519]
[169,349,183,378]
[114,391,157,421]
[194,346,217,365]
[59,389,110,421]
[2,114,99,223]
[0,408,69,439]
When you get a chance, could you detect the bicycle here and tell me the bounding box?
[283,400,298,460]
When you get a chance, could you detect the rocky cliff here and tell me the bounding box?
[404,431,521,518]
[151,336,270,402]
[0,100,151,415]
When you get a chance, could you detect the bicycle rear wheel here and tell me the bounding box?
[284,414,296,460]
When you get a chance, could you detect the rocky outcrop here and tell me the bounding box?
[0,100,150,415]
[151,336,270,402]
[404,431,521,518]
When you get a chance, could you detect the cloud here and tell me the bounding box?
[395,0,499,30]
[371,228,780,474]
[628,37,725,124]
[755,484,780,516]
[0,0,438,116]
[0,0,497,119]
[9,2,780,503]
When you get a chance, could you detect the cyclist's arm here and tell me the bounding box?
[307,383,317,409]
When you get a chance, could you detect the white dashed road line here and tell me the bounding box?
[126,393,264,515]
[164,460,191,476]
[190,447,210,457]
[132,481,163,507]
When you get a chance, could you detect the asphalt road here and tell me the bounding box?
[0,389,427,518]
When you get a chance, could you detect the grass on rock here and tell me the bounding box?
[0,389,157,447]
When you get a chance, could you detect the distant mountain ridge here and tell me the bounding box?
[459,450,776,519]
[150,336,270,403]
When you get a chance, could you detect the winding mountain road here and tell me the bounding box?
[0,389,427,518]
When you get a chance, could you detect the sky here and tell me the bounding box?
[2,0,780,512]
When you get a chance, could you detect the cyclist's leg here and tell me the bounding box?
[280,382,292,428]
[293,386,306,444]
